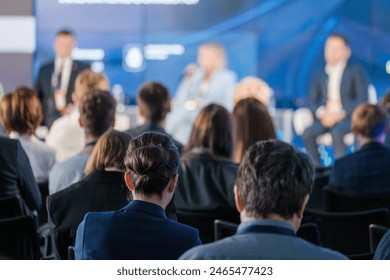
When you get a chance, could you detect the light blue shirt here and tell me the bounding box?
[48,153,89,194]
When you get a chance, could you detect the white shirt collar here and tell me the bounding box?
[325,60,347,75]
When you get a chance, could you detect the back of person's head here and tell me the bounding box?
[85,129,132,175]
[137,81,171,123]
[352,103,387,139]
[233,98,276,162]
[73,70,109,104]
[79,89,116,138]
[236,140,314,220]
[0,86,42,136]
[233,77,273,106]
[185,103,233,158]
[124,132,179,197]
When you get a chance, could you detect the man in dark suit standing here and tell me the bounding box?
[35,29,90,127]
[329,103,390,193]
[302,34,368,167]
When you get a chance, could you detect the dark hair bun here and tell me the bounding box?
[128,144,169,176]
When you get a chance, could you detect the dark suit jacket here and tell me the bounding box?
[329,142,390,193]
[75,200,201,260]
[0,137,41,211]
[127,122,183,154]
[174,148,238,213]
[308,61,368,119]
[35,60,90,127]
[47,170,129,259]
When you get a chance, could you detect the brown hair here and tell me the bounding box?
[0,86,42,136]
[137,82,171,123]
[185,104,233,158]
[125,132,179,197]
[73,70,109,104]
[85,129,132,175]
[79,89,116,138]
[233,98,277,162]
[352,103,387,138]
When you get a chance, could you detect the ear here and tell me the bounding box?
[78,117,84,128]
[137,106,145,118]
[71,91,77,104]
[167,174,178,193]
[124,172,135,192]
[234,185,244,212]
[298,194,310,219]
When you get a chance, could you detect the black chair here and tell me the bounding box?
[0,215,41,259]
[325,188,390,212]
[37,181,49,226]
[0,195,29,219]
[68,246,75,260]
[369,224,389,253]
[297,223,320,246]
[214,219,238,241]
[177,210,240,243]
[214,220,320,245]
[306,171,330,211]
[303,208,390,257]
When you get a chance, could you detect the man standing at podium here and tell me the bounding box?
[302,34,368,167]
[35,29,90,128]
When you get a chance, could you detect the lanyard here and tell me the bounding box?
[237,224,296,237]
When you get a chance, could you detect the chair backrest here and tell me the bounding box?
[177,210,240,244]
[214,220,320,246]
[306,173,330,211]
[297,223,320,246]
[369,224,390,253]
[0,215,41,259]
[214,219,238,241]
[303,208,390,256]
[325,188,390,212]
[0,195,29,219]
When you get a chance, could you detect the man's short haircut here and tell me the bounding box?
[328,33,349,47]
[137,82,171,123]
[236,140,314,220]
[352,103,387,138]
[79,89,116,138]
[56,29,74,37]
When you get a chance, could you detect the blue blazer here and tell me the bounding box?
[75,200,201,260]
[308,61,368,119]
[329,142,390,193]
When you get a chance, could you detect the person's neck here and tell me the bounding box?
[83,135,99,154]
[358,134,384,147]
[240,211,300,232]
[132,194,167,209]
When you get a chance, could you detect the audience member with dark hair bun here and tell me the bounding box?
[174,104,240,242]
[0,86,56,183]
[75,132,200,260]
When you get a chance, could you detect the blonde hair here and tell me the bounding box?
[73,70,109,104]
[233,76,272,105]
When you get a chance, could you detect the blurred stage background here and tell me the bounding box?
[1,0,390,152]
